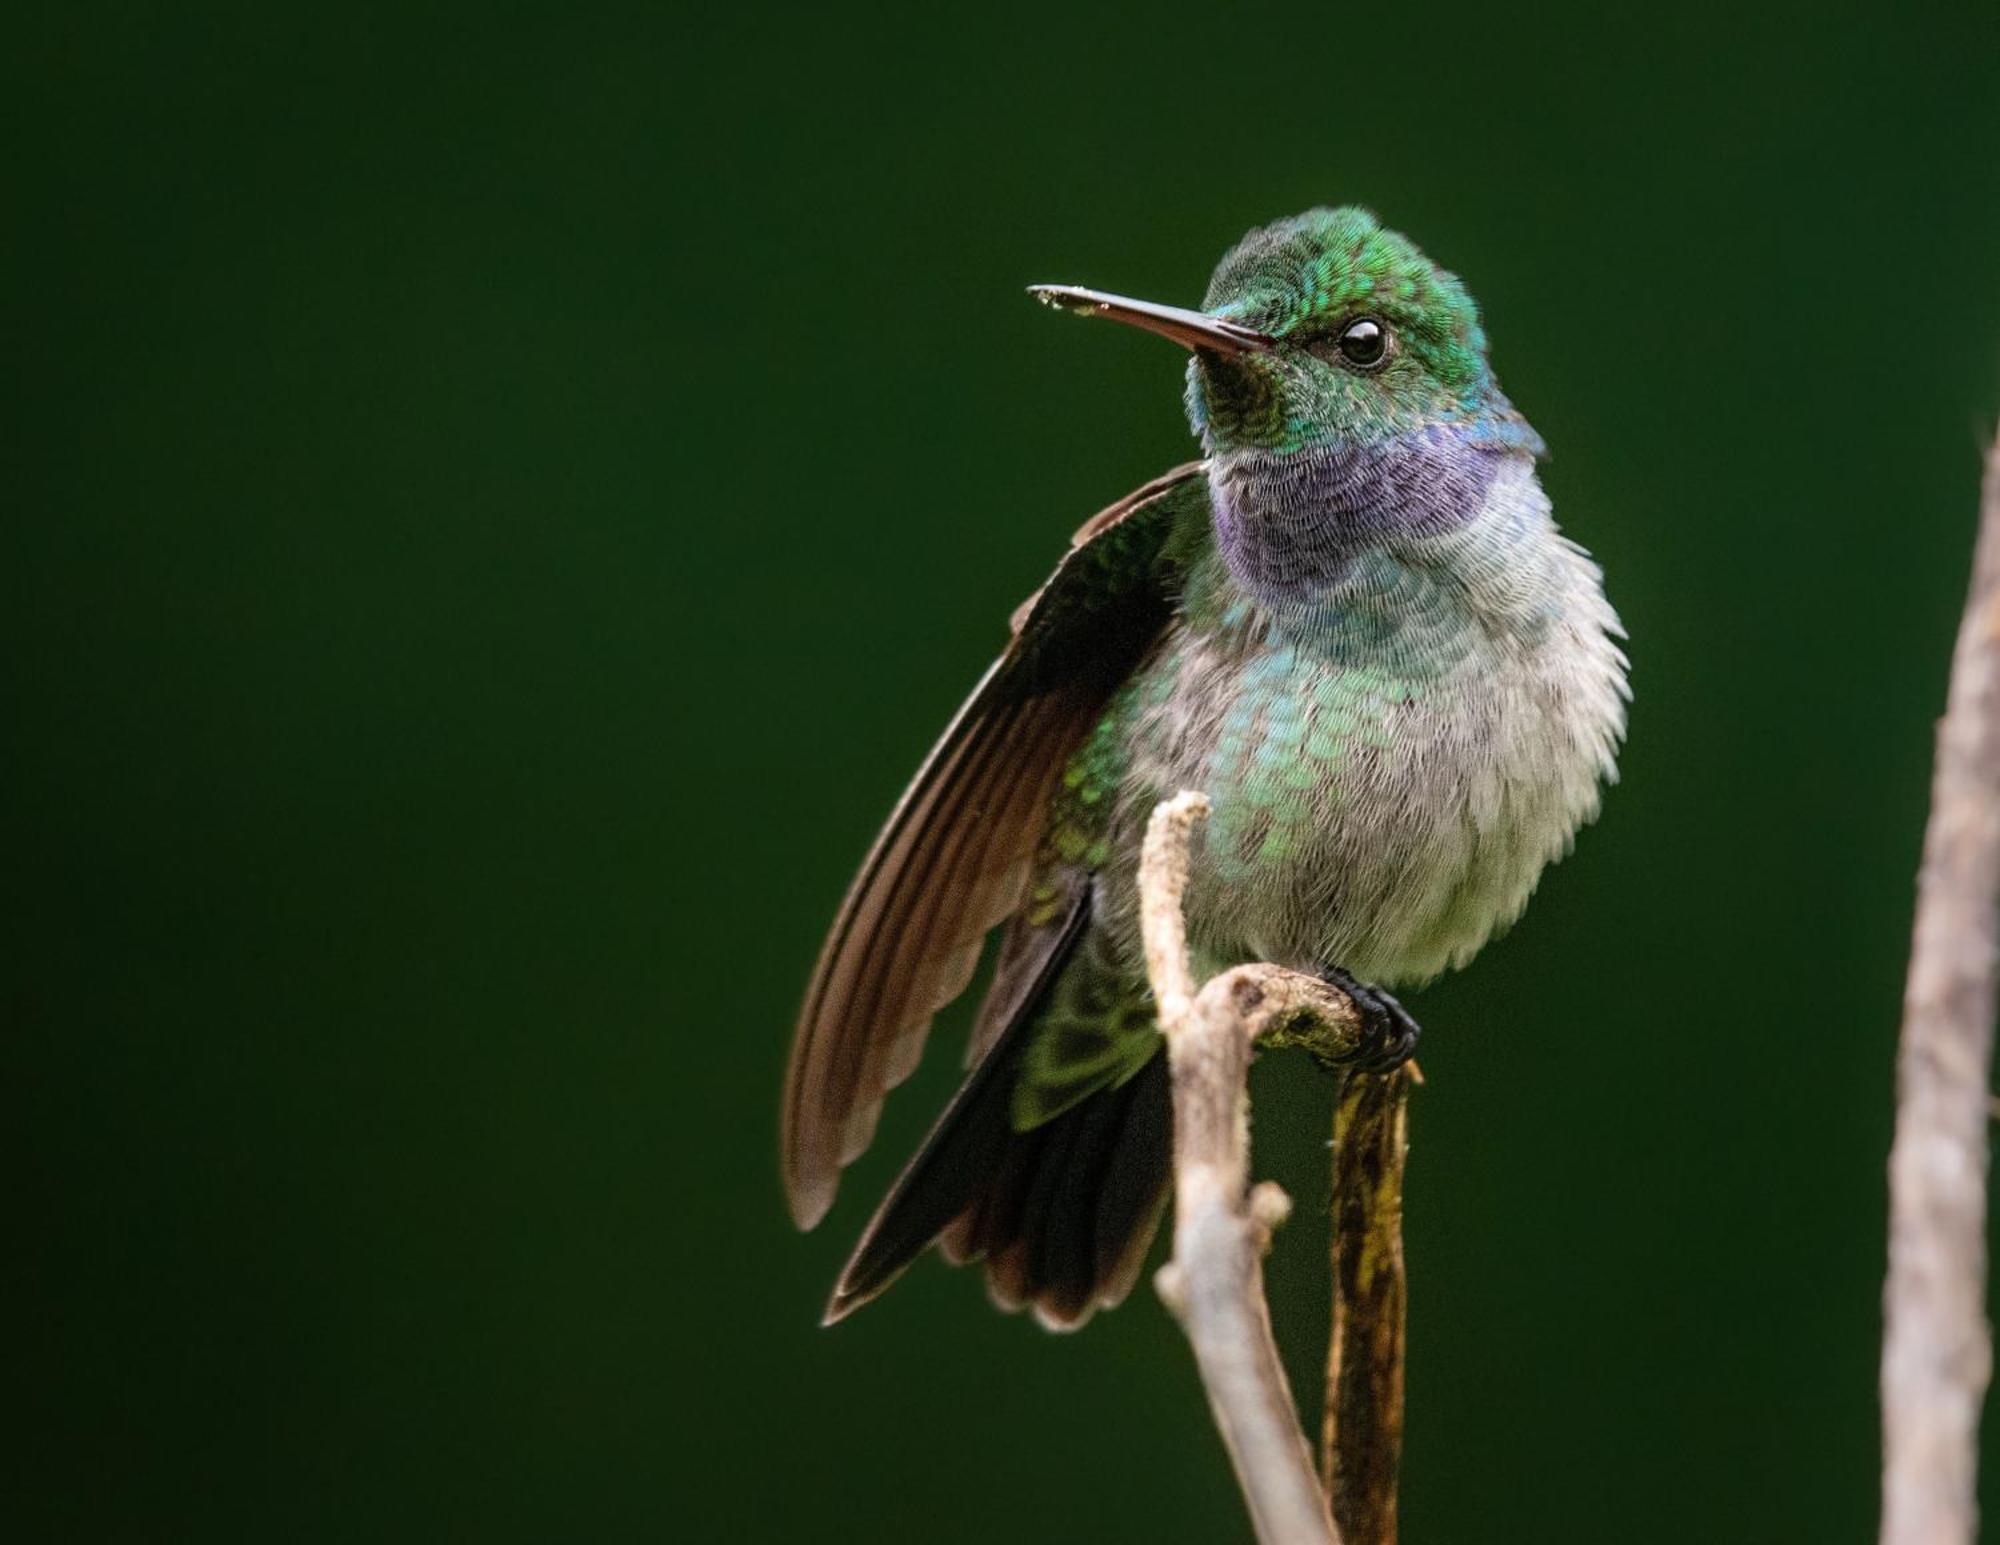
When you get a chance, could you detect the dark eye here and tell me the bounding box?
[1334,317,1389,368]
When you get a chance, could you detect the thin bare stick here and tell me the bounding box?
[1321,1068,1411,1545]
[1881,429,2000,1545]
[1139,791,1361,1545]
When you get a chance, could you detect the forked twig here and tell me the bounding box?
[1139,791,1366,1545]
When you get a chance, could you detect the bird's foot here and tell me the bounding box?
[1313,966,1421,1074]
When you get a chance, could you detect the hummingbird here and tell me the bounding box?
[782,207,1628,1330]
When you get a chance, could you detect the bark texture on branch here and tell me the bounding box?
[1880,429,2000,1545]
[1322,1068,1411,1545]
[1139,791,1355,1545]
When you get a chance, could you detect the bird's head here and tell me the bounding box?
[1033,206,1539,461]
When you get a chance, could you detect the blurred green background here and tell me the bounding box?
[11,3,2000,1539]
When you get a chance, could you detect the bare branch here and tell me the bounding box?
[1322,1068,1412,1545]
[1140,791,1353,1545]
[1881,429,2000,1545]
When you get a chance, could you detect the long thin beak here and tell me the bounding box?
[1028,284,1275,356]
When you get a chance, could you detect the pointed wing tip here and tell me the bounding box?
[820,1289,859,1328]
[822,1262,894,1326]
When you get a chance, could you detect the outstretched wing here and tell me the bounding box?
[782,463,1207,1228]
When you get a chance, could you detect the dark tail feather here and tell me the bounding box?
[823,1041,1170,1331]
[977,1054,1170,1328]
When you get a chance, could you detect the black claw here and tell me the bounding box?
[1316,966,1422,1073]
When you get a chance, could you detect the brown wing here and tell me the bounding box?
[781,462,1206,1228]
